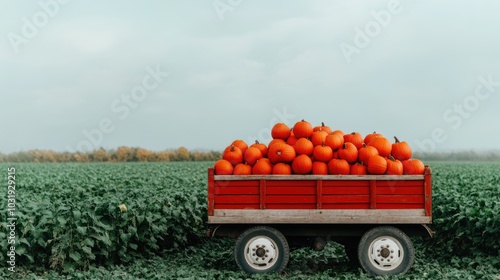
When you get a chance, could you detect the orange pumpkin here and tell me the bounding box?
[268,139,285,149]
[268,142,296,164]
[214,159,233,175]
[222,145,243,165]
[350,163,368,175]
[286,131,298,146]
[358,143,379,165]
[243,146,263,166]
[368,136,392,157]
[367,155,387,175]
[312,161,328,175]
[271,123,291,140]
[250,140,268,158]
[392,136,412,161]
[402,159,425,175]
[324,133,344,151]
[272,163,292,175]
[338,142,358,164]
[385,156,403,175]
[343,132,364,149]
[233,163,252,175]
[231,139,248,155]
[327,158,350,175]
[252,159,273,175]
[363,131,383,145]
[310,130,328,146]
[313,142,333,163]
[294,138,314,156]
[293,119,313,139]
[313,122,332,134]
[292,154,312,175]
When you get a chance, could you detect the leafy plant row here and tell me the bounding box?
[1,161,498,274]
[430,162,500,257]
[0,162,211,272]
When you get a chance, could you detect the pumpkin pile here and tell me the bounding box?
[214,120,426,176]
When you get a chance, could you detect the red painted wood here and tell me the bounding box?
[376,195,425,204]
[260,180,266,210]
[266,204,316,209]
[424,166,432,216]
[215,204,260,209]
[215,186,259,195]
[370,180,376,209]
[322,180,370,188]
[376,204,424,209]
[322,203,370,209]
[266,195,316,204]
[266,180,316,188]
[208,167,432,214]
[322,195,370,203]
[323,186,369,195]
[317,180,322,209]
[208,168,215,216]
[266,186,316,195]
[377,186,424,195]
[214,196,260,204]
[215,181,259,188]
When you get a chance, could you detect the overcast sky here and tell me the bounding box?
[1,0,499,153]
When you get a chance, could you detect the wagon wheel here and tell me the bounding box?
[234,226,289,273]
[358,226,414,276]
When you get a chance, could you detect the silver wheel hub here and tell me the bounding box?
[244,236,278,270]
[368,236,403,271]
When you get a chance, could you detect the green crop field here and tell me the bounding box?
[1,162,499,279]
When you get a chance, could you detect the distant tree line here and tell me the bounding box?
[0,147,222,163]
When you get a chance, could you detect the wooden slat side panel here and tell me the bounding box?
[376,195,425,204]
[376,204,424,209]
[377,186,424,195]
[215,175,425,181]
[214,195,260,204]
[266,195,316,204]
[322,204,370,209]
[425,166,432,217]
[266,204,317,209]
[266,180,317,188]
[208,168,215,216]
[266,186,316,195]
[376,180,424,188]
[322,195,370,203]
[215,204,259,209]
[215,180,259,188]
[323,186,370,195]
[215,186,260,195]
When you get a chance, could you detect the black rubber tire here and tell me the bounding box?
[358,226,414,276]
[234,226,289,274]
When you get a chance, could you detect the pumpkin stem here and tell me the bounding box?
[342,143,347,149]
[255,140,259,144]
[362,143,367,148]
[394,136,401,143]
[230,144,236,152]
[388,155,396,161]
[321,140,326,147]
[321,122,326,127]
